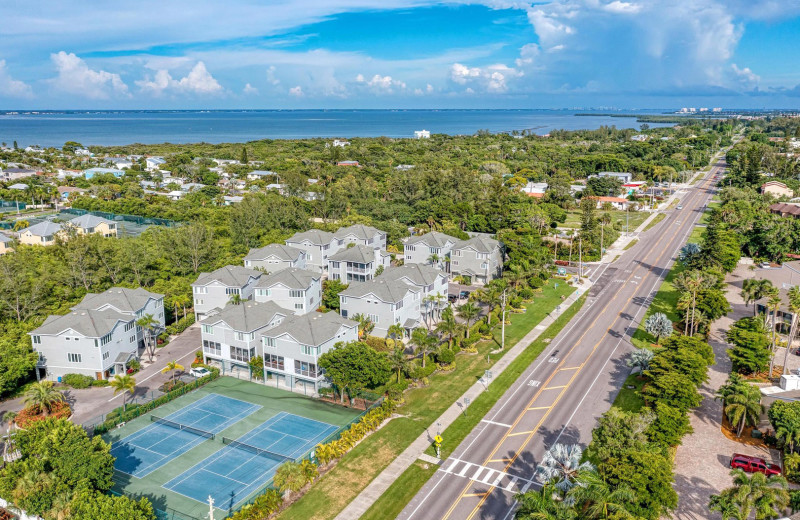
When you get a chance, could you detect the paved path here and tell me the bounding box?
[333,280,591,520]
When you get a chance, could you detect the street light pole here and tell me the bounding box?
[578,236,582,280]
[501,288,507,349]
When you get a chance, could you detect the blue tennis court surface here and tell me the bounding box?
[112,393,261,478]
[163,412,338,509]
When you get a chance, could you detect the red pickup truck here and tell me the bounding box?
[730,454,781,476]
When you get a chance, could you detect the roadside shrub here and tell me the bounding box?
[409,360,436,380]
[386,379,409,400]
[61,373,94,389]
[529,277,545,289]
[226,489,283,520]
[160,380,186,393]
[166,314,196,335]
[518,287,534,300]
[15,400,72,428]
[91,379,110,387]
[437,348,455,365]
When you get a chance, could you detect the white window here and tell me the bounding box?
[257,288,271,297]
[331,261,340,269]
[202,325,214,334]
[295,303,304,310]
[67,353,82,363]
[340,296,347,304]
[481,263,488,269]
[290,290,304,298]
[430,247,440,254]
[103,351,109,360]
[405,256,412,261]
[369,314,379,324]
[225,287,240,295]
[129,335,136,343]
[195,298,204,305]
[452,260,459,266]
[396,299,403,310]
[300,345,318,356]
[236,332,255,342]
[307,254,313,261]
[406,245,415,252]
[100,333,112,346]
[477,252,489,260]
[195,286,207,294]
[453,250,462,257]
[32,336,41,345]
[124,322,134,332]
[264,337,276,348]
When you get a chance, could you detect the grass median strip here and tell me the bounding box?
[360,294,587,520]
[642,212,666,232]
[277,281,575,520]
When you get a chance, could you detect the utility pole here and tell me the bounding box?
[501,288,507,349]
[578,236,583,280]
[626,206,629,237]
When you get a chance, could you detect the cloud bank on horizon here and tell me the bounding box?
[0,0,799,108]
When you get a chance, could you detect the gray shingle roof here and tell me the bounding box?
[72,287,163,314]
[0,234,11,243]
[381,264,446,287]
[262,311,356,346]
[200,301,287,332]
[32,309,132,337]
[256,268,320,290]
[453,235,500,253]
[69,214,113,229]
[328,244,380,264]
[340,278,417,303]
[21,221,63,237]
[404,231,459,248]
[193,265,262,287]
[334,224,384,241]
[244,244,303,262]
[285,229,335,246]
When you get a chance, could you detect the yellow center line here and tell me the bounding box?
[508,430,535,437]
[559,366,582,371]
[542,385,567,390]
[526,406,551,411]
[457,175,715,520]
[462,493,488,498]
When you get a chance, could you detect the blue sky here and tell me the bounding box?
[1,0,799,109]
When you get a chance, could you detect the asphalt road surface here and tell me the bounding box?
[399,163,722,520]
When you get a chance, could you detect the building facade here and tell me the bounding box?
[450,235,503,285]
[252,268,322,315]
[284,230,340,273]
[403,231,458,271]
[244,244,307,272]
[339,278,421,336]
[327,245,392,283]
[192,266,263,320]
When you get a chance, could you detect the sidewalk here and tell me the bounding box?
[334,279,591,520]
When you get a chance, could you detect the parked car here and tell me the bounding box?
[676,205,683,210]
[189,367,211,378]
[730,454,781,476]
[448,294,458,303]
[760,262,771,269]
[459,290,471,299]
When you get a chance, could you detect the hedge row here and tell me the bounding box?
[93,367,219,434]
[166,314,195,336]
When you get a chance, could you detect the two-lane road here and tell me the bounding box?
[399,164,722,520]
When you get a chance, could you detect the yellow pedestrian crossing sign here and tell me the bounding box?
[434,435,443,444]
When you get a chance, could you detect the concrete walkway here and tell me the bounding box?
[334,279,592,520]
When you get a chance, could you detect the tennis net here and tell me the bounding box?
[150,415,216,440]
[221,437,293,462]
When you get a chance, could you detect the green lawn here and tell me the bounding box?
[688,225,705,244]
[642,213,666,232]
[277,281,576,520]
[561,209,648,231]
[623,239,639,251]
[611,374,646,413]
[698,201,720,226]
[362,294,587,520]
[630,260,687,349]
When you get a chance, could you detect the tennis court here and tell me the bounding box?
[163,412,337,509]
[111,393,260,478]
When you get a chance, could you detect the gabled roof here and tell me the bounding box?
[334,224,384,241]
[72,287,163,314]
[69,214,113,229]
[200,301,287,333]
[328,244,380,264]
[21,221,63,237]
[262,311,356,346]
[453,235,500,253]
[404,231,459,249]
[0,234,12,243]
[381,264,446,287]
[340,278,417,303]
[193,265,262,287]
[31,309,131,337]
[8,183,28,190]
[245,244,303,262]
[256,268,320,290]
[285,229,336,246]
[247,170,276,177]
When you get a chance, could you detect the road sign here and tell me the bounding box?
[464,397,471,405]
[434,435,443,444]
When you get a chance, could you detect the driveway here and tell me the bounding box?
[0,325,202,431]
[671,275,781,519]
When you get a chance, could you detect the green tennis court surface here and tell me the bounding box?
[105,377,361,520]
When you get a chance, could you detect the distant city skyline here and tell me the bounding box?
[1,1,799,109]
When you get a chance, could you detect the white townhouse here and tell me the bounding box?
[261,311,358,394]
[145,157,166,171]
[200,301,288,371]
[30,310,140,382]
[333,224,387,250]
[192,265,263,320]
[380,264,449,325]
[72,287,165,331]
[243,244,307,273]
[327,244,392,283]
[339,278,421,337]
[253,268,321,315]
[403,231,459,272]
[285,230,341,273]
[450,235,504,285]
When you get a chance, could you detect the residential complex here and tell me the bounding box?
[327,244,391,283]
[403,231,458,271]
[339,278,422,336]
[243,244,307,272]
[449,235,503,285]
[284,230,339,273]
[192,265,262,319]
[252,268,322,315]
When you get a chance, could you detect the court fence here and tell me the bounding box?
[59,207,178,228]
[90,368,220,435]
[109,489,202,520]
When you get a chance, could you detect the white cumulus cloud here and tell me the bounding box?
[289,85,304,97]
[243,83,258,95]
[49,51,128,99]
[730,63,760,88]
[136,62,223,96]
[366,74,406,93]
[0,60,33,98]
[449,63,521,93]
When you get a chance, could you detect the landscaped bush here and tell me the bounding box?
[437,348,455,365]
[61,373,95,389]
[364,334,390,352]
[226,489,283,520]
[408,359,436,381]
[160,380,186,393]
[15,400,71,428]
[314,399,396,466]
[518,287,535,300]
[91,379,110,387]
[166,314,195,335]
[94,367,219,434]
[386,380,409,400]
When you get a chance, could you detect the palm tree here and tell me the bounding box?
[161,360,185,383]
[626,348,654,373]
[534,443,595,492]
[436,306,460,348]
[752,279,777,317]
[427,253,440,267]
[352,313,374,339]
[478,285,502,326]
[515,483,574,520]
[411,328,438,369]
[110,374,136,411]
[388,346,410,383]
[741,278,757,313]
[228,293,243,305]
[780,286,800,375]
[273,461,307,500]
[673,270,712,336]
[23,381,65,415]
[422,294,438,329]
[566,470,636,519]
[710,469,789,520]
[767,293,782,376]
[644,312,673,346]
[457,302,480,338]
[386,323,405,346]
[723,384,763,437]
[136,313,158,362]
